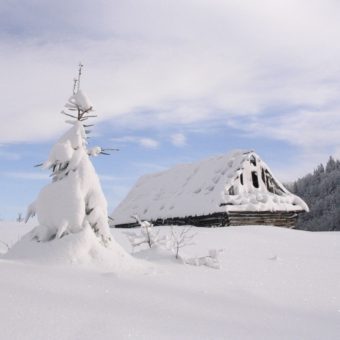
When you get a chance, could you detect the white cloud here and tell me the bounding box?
[171,133,187,147]
[0,0,340,161]
[111,135,159,149]
[111,136,139,144]
[228,109,340,149]
[139,138,159,149]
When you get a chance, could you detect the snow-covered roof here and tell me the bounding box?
[111,150,308,226]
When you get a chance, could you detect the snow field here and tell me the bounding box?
[0,222,339,339]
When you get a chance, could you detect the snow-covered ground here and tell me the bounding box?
[0,221,339,340]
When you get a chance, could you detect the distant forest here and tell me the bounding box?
[288,157,340,231]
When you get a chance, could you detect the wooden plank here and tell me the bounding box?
[113,211,300,228]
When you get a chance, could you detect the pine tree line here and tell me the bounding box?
[289,157,340,231]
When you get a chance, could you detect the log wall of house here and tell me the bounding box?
[113,211,300,228]
[227,211,298,228]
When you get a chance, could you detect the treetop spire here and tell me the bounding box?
[77,62,83,92]
[72,62,84,94]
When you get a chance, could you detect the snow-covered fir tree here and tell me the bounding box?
[26,65,113,245]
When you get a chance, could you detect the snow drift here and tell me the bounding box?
[4,223,136,271]
[1,222,339,340]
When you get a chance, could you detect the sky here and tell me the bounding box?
[0,0,340,220]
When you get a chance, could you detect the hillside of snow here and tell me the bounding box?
[0,222,339,339]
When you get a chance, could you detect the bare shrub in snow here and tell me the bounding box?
[167,226,222,269]
[124,222,221,269]
[169,226,196,259]
[125,216,161,250]
[25,65,116,246]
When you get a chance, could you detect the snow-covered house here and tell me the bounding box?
[111,150,309,228]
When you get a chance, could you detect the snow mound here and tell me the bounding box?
[5,225,138,271]
[0,220,36,254]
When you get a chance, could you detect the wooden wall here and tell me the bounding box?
[113,211,300,228]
